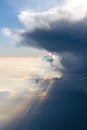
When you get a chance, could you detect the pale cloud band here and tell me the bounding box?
[0,55,62,129]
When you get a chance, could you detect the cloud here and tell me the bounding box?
[1,28,25,44]
[17,1,87,75]
[19,19,87,55]
[1,0,87,75]
[15,3,87,54]
[1,28,12,37]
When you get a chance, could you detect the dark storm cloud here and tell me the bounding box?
[21,19,87,55]
[19,18,87,75]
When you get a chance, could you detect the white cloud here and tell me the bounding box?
[67,0,87,7]
[18,2,87,30]
[1,28,25,44]
[1,28,12,37]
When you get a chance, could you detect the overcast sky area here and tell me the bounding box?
[0,0,87,130]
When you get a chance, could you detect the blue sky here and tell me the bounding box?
[0,0,21,28]
[0,0,25,56]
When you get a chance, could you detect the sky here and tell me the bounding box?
[1,0,87,130]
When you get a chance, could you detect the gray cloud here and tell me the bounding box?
[20,19,87,54]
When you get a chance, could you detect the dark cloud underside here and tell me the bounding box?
[21,19,87,55]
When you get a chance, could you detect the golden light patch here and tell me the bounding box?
[38,91,47,97]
